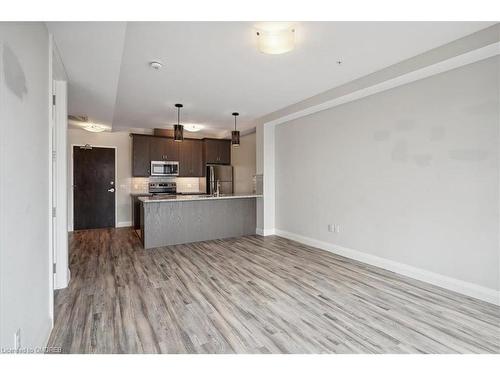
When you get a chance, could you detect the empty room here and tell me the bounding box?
[0,1,499,372]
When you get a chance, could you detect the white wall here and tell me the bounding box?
[0,23,52,350]
[231,132,256,193]
[255,24,500,244]
[275,57,499,293]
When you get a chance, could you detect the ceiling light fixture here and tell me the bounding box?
[256,25,295,55]
[231,112,240,147]
[83,123,107,133]
[184,124,203,132]
[174,103,184,142]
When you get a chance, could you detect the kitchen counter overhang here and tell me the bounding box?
[139,194,262,249]
[138,193,262,203]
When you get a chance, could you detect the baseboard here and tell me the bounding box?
[256,228,275,236]
[116,221,132,228]
[54,267,70,290]
[275,229,500,306]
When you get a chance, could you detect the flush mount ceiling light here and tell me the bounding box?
[255,25,295,55]
[83,123,108,133]
[173,103,184,142]
[184,124,203,132]
[231,112,240,147]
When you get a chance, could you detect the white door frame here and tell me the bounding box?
[48,36,54,325]
[53,80,69,290]
[69,145,118,232]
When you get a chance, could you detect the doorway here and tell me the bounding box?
[73,146,116,230]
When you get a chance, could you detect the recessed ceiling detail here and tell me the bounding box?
[48,22,494,136]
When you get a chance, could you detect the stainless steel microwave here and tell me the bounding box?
[150,161,179,176]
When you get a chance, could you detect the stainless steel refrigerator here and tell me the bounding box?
[206,164,233,194]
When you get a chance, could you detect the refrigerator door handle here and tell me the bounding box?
[209,166,215,194]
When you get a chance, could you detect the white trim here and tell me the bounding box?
[275,229,500,306]
[266,41,500,128]
[53,80,69,290]
[47,35,54,327]
[117,221,133,228]
[69,145,118,231]
[256,228,275,236]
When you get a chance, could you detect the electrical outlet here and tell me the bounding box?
[14,329,21,351]
[328,224,341,233]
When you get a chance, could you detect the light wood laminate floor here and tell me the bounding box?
[48,228,500,353]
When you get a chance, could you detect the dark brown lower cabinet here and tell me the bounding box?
[132,194,151,230]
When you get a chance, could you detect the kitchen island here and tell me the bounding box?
[138,194,262,249]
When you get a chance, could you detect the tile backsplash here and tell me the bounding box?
[176,177,204,193]
[130,177,204,194]
[130,177,150,193]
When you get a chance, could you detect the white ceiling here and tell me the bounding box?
[47,21,494,136]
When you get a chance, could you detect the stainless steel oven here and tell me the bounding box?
[149,181,177,195]
[150,161,179,176]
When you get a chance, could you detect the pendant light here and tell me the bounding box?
[174,103,184,142]
[231,112,240,147]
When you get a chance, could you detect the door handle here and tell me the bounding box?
[108,188,115,193]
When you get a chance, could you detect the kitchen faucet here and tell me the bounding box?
[215,180,221,196]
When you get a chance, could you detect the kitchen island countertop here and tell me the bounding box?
[138,193,262,203]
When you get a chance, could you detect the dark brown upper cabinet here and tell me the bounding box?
[131,135,151,177]
[149,137,179,162]
[179,139,204,177]
[203,139,231,165]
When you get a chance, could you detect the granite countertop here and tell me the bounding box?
[138,193,263,203]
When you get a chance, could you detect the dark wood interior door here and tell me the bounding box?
[73,146,116,230]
